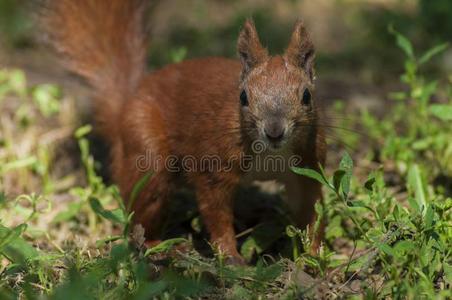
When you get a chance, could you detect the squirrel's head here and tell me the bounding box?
[238,19,317,152]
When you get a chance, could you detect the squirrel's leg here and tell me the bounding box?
[194,175,244,264]
[118,100,173,242]
[127,171,172,241]
[285,175,325,254]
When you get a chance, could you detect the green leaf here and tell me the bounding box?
[74,125,92,139]
[347,200,366,208]
[444,262,452,285]
[89,197,127,225]
[339,152,353,198]
[2,156,37,173]
[52,202,82,223]
[419,43,449,65]
[407,196,420,213]
[128,172,153,211]
[144,238,187,256]
[170,47,188,63]
[31,84,60,117]
[424,204,434,228]
[0,224,27,251]
[95,235,122,247]
[418,80,437,103]
[332,170,346,192]
[0,224,39,264]
[291,167,330,188]
[347,255,368,272]
[364,177,376,191]
[412,138,432,150]
[388,91,407,101]
[393,240,416,255]
[325,216,344,239]
[429,104,452,121]
[389,25,414,59]
[407,164,427,213]
[378,243,395,257]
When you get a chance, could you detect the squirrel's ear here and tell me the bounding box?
[285,20,315,81]
[237,19,268,73]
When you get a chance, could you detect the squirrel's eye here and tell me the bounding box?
[302,88,311,106]
[240,90,248,106]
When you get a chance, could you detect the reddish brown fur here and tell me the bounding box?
[44,1,326,263]
[43,0,149,140]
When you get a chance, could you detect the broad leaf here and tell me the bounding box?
[89,197,127,225]
[332,170,346,192]
[0,224,39,264]
[429,104,452,121]
[0,224,27,251]
[291,167,330,188]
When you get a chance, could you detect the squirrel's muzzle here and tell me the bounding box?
[264,121,286,143]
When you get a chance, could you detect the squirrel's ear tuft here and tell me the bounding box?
[285,20,315,81]
[237,19,268,74]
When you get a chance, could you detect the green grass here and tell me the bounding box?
[0,31,451,299]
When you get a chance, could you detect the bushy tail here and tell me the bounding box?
[42,0,149,136]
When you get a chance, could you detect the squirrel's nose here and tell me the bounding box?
[264,123,285,142]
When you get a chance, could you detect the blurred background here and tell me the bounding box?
[0,0,451,112]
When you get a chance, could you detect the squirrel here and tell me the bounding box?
[43,0,326,264]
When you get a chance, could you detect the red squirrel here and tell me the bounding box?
[44,0,326,264]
